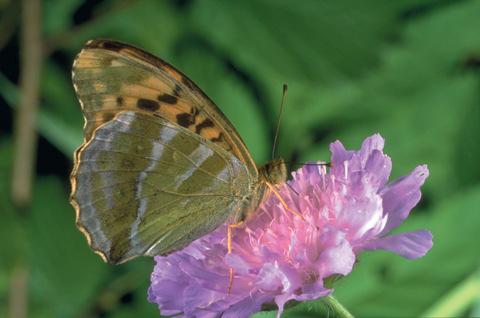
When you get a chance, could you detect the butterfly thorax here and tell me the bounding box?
[258,158,287,185]
[235,158,287,222]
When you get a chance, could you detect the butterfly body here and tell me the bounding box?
[71,39,286,264]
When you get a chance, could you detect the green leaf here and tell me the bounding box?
[43,0,83,34]
[107,259,159,318]
[27,177,108,317]
[0,140,28,317]
[422,269,480,317]
[471,296,480,318]
[64,0,182,59]
[0,71,82,157]
[192,0,421,83]
[0,139,27,268]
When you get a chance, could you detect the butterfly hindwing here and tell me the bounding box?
[71,111,251,263]
[72,39,256,174]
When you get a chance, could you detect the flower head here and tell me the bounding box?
[148,134,433,318]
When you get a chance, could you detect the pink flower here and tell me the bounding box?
[148,134,433,318]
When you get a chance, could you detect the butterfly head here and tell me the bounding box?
[259,158,287,185]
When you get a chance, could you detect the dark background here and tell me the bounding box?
[1,0,480,317]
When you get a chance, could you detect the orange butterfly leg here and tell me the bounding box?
[227,221,244,294]
[265,182,305,221]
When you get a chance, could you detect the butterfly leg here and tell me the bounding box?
[227,221,244,294]
[265,182,305,221]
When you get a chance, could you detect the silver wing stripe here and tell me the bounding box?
[131,126,174,247]
[173,145,214,189]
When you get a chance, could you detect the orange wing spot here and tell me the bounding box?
[142,77,172,94]
[209,132,225,143]
[200,127,221,141]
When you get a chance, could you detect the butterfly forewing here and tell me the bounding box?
[72,39,257,176]
[71,111,252,263]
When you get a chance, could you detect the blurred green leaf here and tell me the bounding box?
[192,0,422,83]
[43,0,82,34]
[422,268,480,317]
[63,0,182,58]
[28,177,108,317]
[0,139,28,317]
[0,72,82,156]
[107,259,159,318]
[471,296,480,317]
[0,139,26,268]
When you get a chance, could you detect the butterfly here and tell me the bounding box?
[70,39,289,264]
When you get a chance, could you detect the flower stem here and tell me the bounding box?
[323,295,354,318]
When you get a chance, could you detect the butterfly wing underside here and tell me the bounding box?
[72,111,251,263]
[71,39,260,263]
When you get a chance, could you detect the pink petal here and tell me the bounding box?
[222,293,272,318]
[365,150,392,187]
[362,230,433,259]
[318,238,356,277]
[225,254,251,275]
[359,134,385,160]
[184,286,221,314]
[256,262,288,291]
[381,165,429,233]
[330,140,353,165]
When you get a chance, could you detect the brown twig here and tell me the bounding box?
[11,0,42,207]
[8,266,29,318]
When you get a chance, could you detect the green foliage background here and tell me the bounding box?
[1,0,480,317]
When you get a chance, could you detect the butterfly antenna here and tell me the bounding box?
[272,84,288,160]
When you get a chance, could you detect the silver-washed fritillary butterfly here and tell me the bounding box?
[70,39,287,264]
